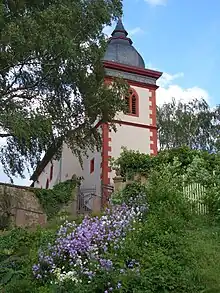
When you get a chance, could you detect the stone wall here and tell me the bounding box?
[113,173,147,192]
[0,183,47,228]
[0,183,102,229]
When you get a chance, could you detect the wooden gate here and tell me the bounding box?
[183,183,207,214]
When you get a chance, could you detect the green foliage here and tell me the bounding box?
[112,146,220,180]
[3,147,220,292]
[203,185,220,222]
[180,154,220,222]
[157,97,220,152]
[111,146,152,179]
[111,181,148,207]
[34,179,77,219]
[113,146,220,222]
[0,226,57,292]
[109,169,220,293]
[0,0,128,181]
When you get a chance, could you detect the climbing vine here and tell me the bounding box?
[34,178,78,219]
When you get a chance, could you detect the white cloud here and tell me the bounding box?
[145,0,167,6]
[157,72,210,106]
[128,27,144,36]
[157,85,210,106]
[158,72,184,87]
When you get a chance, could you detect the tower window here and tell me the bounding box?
[124,88,139,116]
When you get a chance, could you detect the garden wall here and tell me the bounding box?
[113,173,147,192]
[0,183,47,228]
[0,182,103,229]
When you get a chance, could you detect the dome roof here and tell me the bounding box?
[103,19,145,69]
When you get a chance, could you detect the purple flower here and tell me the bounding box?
[33,196,147,288]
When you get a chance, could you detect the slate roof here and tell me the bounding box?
[103,18,145,68]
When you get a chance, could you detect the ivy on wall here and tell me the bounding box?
[34,178,78,219]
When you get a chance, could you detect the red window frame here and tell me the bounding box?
[90,158,95,174]
[50,164,53,181]
[125,88,139,117]
[46,179,49,189]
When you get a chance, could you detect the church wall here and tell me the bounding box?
[80,126,102,195]
[61,143,83,182]
[109,124,151,183]
[33,158,60,189]
[32,135,102,195]
[80,148,102,195]
[33,143,84,189]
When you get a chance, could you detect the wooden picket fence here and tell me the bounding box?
[113,174,208,215]
[183,182,207,214]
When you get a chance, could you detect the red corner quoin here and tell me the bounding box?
[149,89,157,155]
[101,123,111,206]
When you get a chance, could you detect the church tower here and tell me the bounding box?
[101,19,162,204]
[30,19,162,209]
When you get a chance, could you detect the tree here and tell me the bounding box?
[0,0,127,181]
[157,98,220,152]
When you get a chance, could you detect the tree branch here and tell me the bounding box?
[0,133,13,138]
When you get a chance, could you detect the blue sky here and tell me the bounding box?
[119,0,220,106]
[0,0,219,185]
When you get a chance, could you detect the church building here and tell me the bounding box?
[30,20,162,205]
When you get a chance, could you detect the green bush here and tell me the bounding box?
[111,181,148,207]
[112,146,220,180]
[107,170,220,292]
[0,226,58,292]
[3,147,220,292]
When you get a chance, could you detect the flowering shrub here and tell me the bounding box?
[33,201,147,292]
[4,148,220,292]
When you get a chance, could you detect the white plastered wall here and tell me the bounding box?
[60,143,83,182]
[33,142,84,189]
[109,84,152,183]
[33,158,60,189]
[80,125,102,195]
[80,148,102,195]
[109,125,151,183]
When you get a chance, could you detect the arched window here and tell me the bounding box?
[125,88,139,116]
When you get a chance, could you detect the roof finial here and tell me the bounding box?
[111,17,128,37]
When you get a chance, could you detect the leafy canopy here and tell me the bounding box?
[0,0,127,181]
[157,98,220,152]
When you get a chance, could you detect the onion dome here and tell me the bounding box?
[103,18,145,68]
